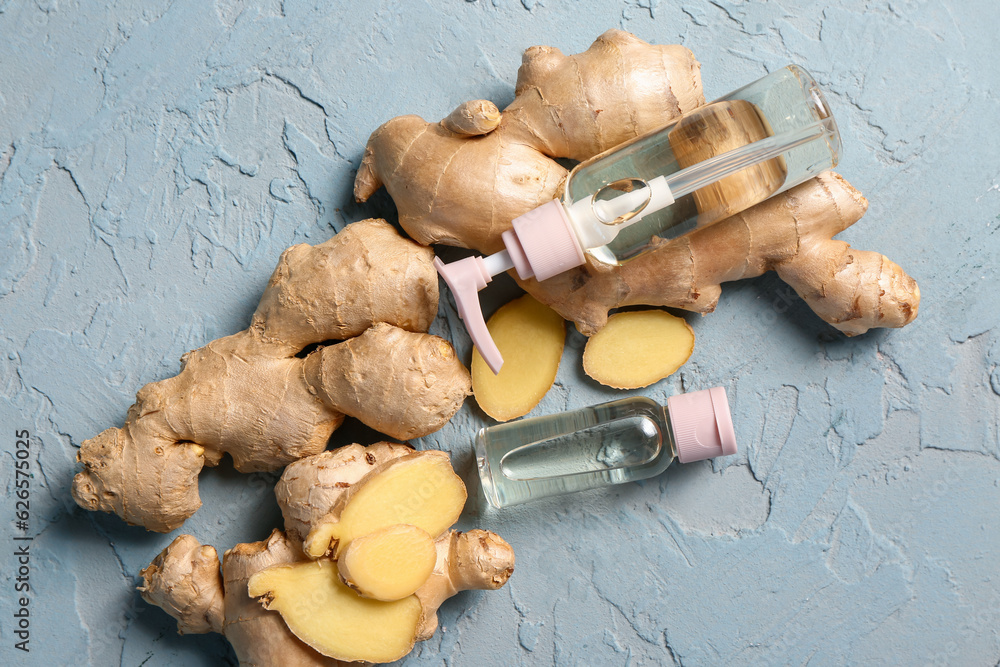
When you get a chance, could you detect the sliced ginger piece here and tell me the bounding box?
[248,558,422,663]
[583,309,694,389]
[303,451,466,559]
[338,524,436,601]
[472,294,565,421]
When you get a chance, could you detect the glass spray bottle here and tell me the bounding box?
[476,387,737,508]
[435,65,841,373]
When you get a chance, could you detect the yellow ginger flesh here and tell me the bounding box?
[247,559,422,663]
[304,453,467,559]
[338,524,437,601]
[471,294,565,421]
[582,310,695,389]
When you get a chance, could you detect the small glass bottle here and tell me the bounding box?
[475,387,737,508]
[437,65,841,373]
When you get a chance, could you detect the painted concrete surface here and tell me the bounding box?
[1,1,998,665]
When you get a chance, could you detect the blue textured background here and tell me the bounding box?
[2,1,999,665]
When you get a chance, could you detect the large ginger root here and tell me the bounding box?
[73,219,472,532]
[140,444,515,666]
[582,310,695,389]
[355,30,919,336]
[355,29,703,254]
[471,294,565,421]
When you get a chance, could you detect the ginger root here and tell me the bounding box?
[523,172,919,335]
[355,30,702,254]
[354,30,919,337]
[582,310,695,389]
[138,534,225,635]
[140,444,515,666]
[337,524,437,601]
[72,219,472,532]
[302,451,467,559]
[247,529,513,664]
[141,530,346,667]
[471,294,565,421]
[414,529,516,641]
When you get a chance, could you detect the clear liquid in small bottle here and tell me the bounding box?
[476,389,737,508]
[477,397,673,507]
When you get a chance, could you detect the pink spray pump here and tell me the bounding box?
[435,64,841,373]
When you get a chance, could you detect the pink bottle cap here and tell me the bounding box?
[666,387,738,463]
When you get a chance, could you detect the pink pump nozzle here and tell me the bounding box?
[434,200,587,375]
[434,255,506,374]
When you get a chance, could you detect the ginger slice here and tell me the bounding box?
[247,559,422,663]
[583,310,694,389]
[303,452,466,559]
[471,294,565,421]
[338,524,436,601]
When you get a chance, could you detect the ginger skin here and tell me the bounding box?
[355,30,703,254]
[355,31,919,336]
[73,220,472,533]
[138,534,225,635]
[139,444,515,666]
[141,530,350,667]
[414,529,516,641]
